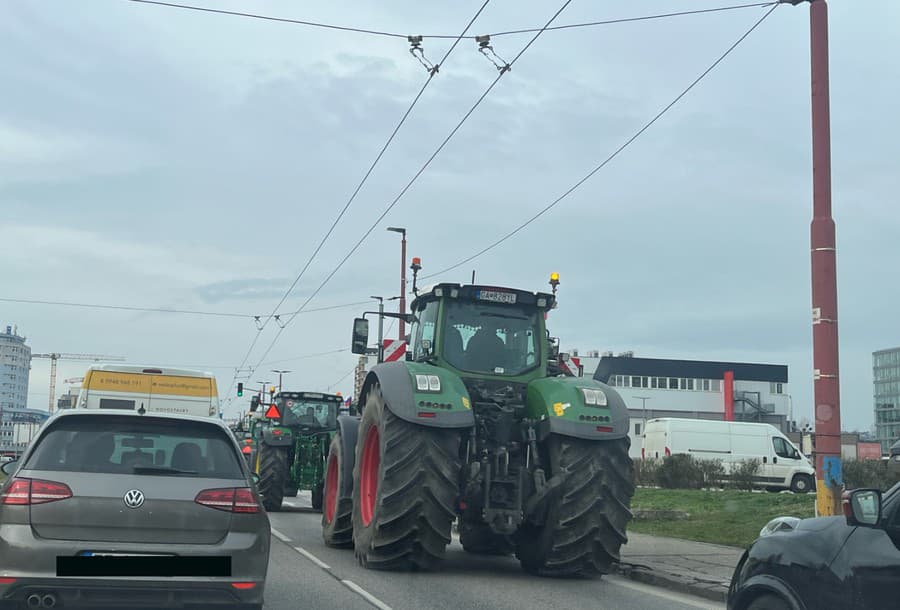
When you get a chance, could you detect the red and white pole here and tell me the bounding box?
[807,0,842,515]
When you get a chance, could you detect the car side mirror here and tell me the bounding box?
[1,460,17,476]
[844,489,882,527]
[351,318,370,355]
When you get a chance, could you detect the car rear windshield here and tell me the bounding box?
[24,415,245,479]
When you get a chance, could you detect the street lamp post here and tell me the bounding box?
[271,370,291,393]
[633,396,652,436]
[387,227,407,341]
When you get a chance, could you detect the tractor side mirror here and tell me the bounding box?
[351,318,370,355]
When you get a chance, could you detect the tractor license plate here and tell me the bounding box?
[477,290,517,304]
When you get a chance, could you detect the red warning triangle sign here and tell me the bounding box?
[264,404,281,419]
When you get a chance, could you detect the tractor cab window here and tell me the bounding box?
[288,401,335,429]
[412,300,439,361]
[442,300,539,376]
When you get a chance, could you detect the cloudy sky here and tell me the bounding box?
[1,0,897,429]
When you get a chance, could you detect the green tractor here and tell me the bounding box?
[322,274,635,577]
[250,391,343,512]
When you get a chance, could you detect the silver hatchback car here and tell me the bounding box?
[0,410,270,609]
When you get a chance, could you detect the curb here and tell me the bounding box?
[611,562,729,603]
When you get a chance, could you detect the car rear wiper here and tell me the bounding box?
[132,465,197,476]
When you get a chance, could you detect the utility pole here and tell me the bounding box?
[257,381,271,406]
[370,296,385,362]
[792,0,842,516]
[271,370,290,393]
[387,227,407,341]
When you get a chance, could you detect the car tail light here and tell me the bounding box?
[1,478,72,505]
[596,426,613,433]
[665,447,671,457]
[231,582,256,590]
[195,488,259,513]
[0,578,17,585]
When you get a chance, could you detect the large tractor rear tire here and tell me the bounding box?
[322,434,353,548]
[459,520,514,556]
[516,435,634,578]
[352,385,462,571]
[258,443,289,513]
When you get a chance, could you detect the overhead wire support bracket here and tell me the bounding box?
[408,35,439,75]
[476,35,510,73]
[273,315,287,329]
[253,316,263,330]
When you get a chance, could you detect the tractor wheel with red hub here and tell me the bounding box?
[351,384,461,571]
[322,433,353,548]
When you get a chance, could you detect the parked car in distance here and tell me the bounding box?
[0,409,269,609]
[727,484,900,610]
[642,418,815,492]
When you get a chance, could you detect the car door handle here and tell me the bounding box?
[773,457,778,464]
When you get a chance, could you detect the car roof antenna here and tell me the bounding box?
[138,403,146,415]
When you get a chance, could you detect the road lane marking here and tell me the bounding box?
[606,575,723,610]
[270,528,291,543]
[341,580,393,610]
[294,546,330,570]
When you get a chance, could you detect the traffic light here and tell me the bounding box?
[250,395,260,412]
[237,383,244,397]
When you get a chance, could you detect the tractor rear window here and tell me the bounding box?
[24,415,244,479]
[443,301,539,376]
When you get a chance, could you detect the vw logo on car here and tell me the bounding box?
[123,489,145,509]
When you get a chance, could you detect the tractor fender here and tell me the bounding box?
[262,426,294,447]
[527,377,630,441]
[359,361,475,429]
[334,415,360,499]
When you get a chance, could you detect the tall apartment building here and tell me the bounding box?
[1,325,32,450]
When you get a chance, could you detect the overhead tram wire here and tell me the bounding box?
[244,1,575,376]
[0,297,372,319]
[221,2,492,408]
[125,0,776,40]
[422,2,781,282]
[246,0,492,335]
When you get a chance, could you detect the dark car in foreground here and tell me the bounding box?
[728,482,900,610]
[0,410,270,609]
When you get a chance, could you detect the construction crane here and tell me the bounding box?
[31,353,125,413]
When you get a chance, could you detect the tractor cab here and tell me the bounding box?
[274,391,341,433]
[406,283,556,382]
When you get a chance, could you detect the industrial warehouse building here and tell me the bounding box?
[572,351,791,458]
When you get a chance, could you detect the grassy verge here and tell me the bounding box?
[629,488,816,548]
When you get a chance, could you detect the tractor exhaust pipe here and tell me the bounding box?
[26,594,41,608]
[42,594,57,608]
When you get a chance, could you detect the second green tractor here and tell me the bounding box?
[250,391,343,512]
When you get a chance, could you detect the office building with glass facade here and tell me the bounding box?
[874,347,900,453]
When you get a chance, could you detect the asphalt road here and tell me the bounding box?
[260,494,724,610]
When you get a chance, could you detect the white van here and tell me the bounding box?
[642,417,815,493]
[77,365,220,418]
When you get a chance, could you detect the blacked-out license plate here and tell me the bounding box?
[57,555,231,577]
